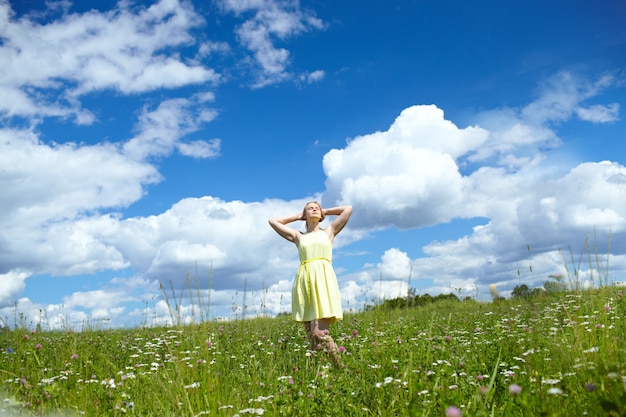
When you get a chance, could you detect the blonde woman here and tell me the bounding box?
[269,202,352,366]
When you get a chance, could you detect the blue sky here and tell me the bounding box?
[1,0,625,329]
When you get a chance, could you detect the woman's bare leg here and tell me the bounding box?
[302,321,316,350]
[310,318,342,367]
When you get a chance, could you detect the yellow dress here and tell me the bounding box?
[292,230,343,323]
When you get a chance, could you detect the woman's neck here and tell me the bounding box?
[305,220,320,233]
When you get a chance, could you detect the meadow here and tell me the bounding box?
[1,287,625,416]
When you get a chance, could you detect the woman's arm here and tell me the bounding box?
[268,213,303,243]
[324,205,352,237]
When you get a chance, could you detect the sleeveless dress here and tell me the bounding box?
[292,230,343,323]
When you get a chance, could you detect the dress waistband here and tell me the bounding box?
[300,257,331,265]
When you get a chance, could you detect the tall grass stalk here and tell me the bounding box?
[560,231,612,292]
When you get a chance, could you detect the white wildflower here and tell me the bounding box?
[541,378,561,385]
[238,407,265,415]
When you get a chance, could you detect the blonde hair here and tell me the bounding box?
[303,201,325,222]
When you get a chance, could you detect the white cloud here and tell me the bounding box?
[218,0,325,87]
[0,128,160,224]
[317,73,625,306]
[576,103,619,123]
[123,97,221,160]
[126,197,308,289]
[339,271,410,309]
[521,72,618,125]
[0,271,30,309]
[176,139,222,158]
[0,298,88,330]
[63,289,134,310]
[404,158,626,297]
[0,96,222,277]
[469,73,620,166]
[0,0,219,120]
[378,248,412,280]
[322,105,482,229]
[301,70,325,83]
[515,161,626,246]
[149,240,228,273]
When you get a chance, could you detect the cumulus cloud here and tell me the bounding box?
[122,197,311,290]
[6,298,90,330]
[63,289,134,310]
[318,73,625,304]
[0,73,220,281]
[0,271,30,309]
[323,105,483,229]
[0,128,159,221]
[378,248,412,280]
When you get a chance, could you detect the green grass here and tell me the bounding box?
[1,288,625,416]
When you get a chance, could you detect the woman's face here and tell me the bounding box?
[304,203,322,220]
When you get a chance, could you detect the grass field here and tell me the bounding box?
[1,286,625,416]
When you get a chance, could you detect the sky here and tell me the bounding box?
[1,0,625,330]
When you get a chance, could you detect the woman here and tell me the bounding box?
[269,202,352,366]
